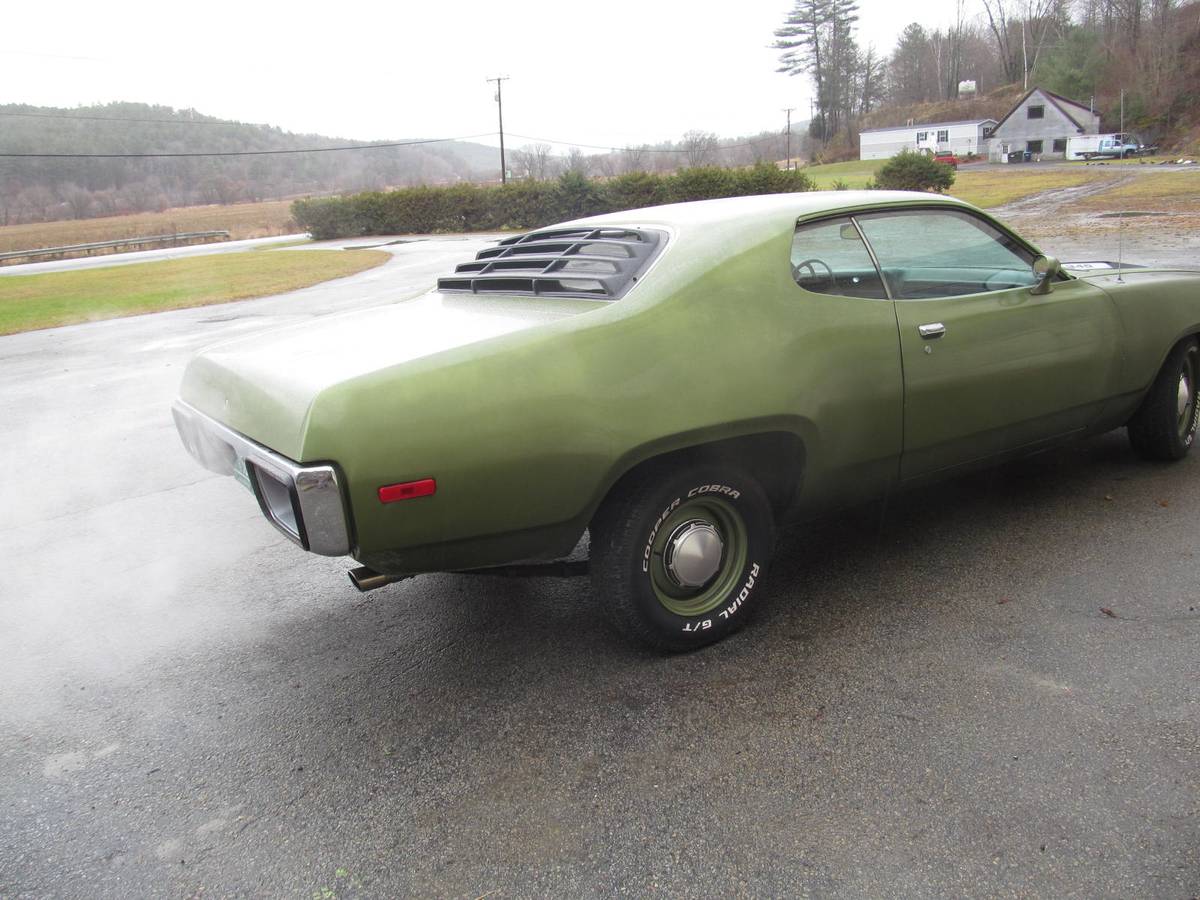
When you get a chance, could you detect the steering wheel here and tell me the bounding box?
[792,258,834,290]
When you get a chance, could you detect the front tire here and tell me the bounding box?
[1128,338,1200,460]
[590,462,775,651]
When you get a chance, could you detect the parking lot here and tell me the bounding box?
[1,234,1197,897]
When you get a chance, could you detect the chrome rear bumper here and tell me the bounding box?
[172,400,352,556]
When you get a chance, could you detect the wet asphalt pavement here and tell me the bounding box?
[1,236,1197,898]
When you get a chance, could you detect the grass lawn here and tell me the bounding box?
[799,159,1112,208]
[799,159,885,189]
[251,237,314,251]
[0,199,299,254]
[1072,170,1200,212]
[949,167,1107,208]
[0,249,389,335]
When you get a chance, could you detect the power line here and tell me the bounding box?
[0,133,497,159]
[0,128,791,161]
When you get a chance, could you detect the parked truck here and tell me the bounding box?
[1067,133,1143,160]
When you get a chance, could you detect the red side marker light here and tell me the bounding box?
[378,478,436,504]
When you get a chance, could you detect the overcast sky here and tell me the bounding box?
[2,0,962,151]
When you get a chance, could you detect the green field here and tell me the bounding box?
[950,167,1107,207]
[1074,170,1200,211]
[0,199,299,255]
[798,159,1113,208]
[799,159,885,189]
[251,238,314,251]
[0,249,389,335]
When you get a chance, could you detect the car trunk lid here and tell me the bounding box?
[179,291,603,460]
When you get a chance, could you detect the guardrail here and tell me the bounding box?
[0,230,231,266]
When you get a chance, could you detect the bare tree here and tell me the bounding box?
[564,147,592,175]
[981,0,1064,88]
[593,153,619,178]
[60,184,94,220]
[621,145,649,173]
[681,130,719,165]
[529,143,554,180]
[16,186,57,222]
[509,146,534,179]
[981,0,1021,83]
[1022,0,1067,88]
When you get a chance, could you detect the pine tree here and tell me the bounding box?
[774,0,863,143]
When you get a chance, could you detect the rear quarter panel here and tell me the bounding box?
[302,213,904,573]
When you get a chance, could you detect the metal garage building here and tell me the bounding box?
[986,87,1102,160]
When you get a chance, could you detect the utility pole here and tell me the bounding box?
[487,75,510,184]
[1120,88,1125,134]
[782,107,794,170]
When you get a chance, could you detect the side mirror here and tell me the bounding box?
[1030,255,1060,295]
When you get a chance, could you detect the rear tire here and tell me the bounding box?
[590,462,775,651]
[1128,338,1200,460]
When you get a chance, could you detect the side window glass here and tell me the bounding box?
[790,217,887,300]
[855,209,1037,299]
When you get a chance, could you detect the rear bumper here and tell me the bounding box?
[172,400,352,557]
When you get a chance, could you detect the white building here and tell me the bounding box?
[986,87,1102,160]
[859,119,997,161]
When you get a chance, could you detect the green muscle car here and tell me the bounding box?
[174,191,1200,650]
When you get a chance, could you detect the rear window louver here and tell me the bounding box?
[437,227,662,300]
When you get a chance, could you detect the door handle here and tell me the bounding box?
[918,322,946,339]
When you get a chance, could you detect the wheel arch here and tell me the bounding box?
[588,419,813,526]
[1136,329,1200,400]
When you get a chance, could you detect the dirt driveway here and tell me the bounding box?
[990,162,1200,267]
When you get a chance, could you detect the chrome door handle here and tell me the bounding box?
[918,322,946,339]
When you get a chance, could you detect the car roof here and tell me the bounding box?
[562,190,972,233]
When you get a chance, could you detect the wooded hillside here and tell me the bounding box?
[774,0,1200,157]
[0,103,500,226]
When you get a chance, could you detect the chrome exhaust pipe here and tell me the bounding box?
[348,566,403,592]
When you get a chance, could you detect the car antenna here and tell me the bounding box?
[1116,210,1125,283]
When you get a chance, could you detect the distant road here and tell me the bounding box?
[0,233,309,277]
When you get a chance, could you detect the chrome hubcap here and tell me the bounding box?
[1178,374,1192,421]
[664,520,724,589]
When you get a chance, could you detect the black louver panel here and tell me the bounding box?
[437,227,662,300]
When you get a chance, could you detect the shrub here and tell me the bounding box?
[553,171,607,220]
[874,149,956,193]
[291,197,361,240]
[291,162,818,240]
[667,166,738,203]
[605,171,669,211]
[493,180,558,230]
[733,161,816,195]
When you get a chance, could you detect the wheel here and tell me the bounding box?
[1128,338,1200,460]
[590,462,775,651]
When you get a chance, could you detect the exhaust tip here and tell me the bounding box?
[348,566,401,592]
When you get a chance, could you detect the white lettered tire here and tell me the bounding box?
[590,462,775,651]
